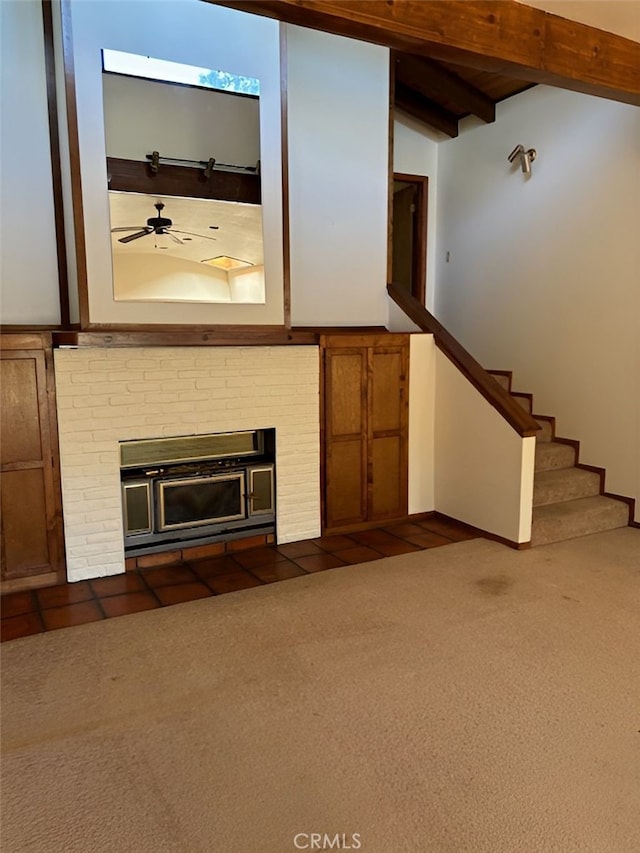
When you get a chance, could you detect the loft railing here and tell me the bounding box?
[387,282,540,438]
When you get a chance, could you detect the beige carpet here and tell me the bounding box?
[2,529,639,853]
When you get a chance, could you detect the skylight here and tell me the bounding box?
[102,49,260,96]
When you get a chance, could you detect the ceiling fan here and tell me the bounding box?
[111,201,218,245]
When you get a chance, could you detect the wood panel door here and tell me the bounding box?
[1,341,64,587]
[324,346,368,528]
[322,334,409,533]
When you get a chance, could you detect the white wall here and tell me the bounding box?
[67,0,283,325]
[393,113,441,313]
[113,255,231,303]
[434,352,536,543]
[287,26,390,327]
[0,0,60,325]
[435,85,640,521]
[408,334,436,514]
[103,75,260,166]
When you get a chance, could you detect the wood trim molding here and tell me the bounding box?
[212,0,640,106]
[434,512,531,550]
[51,328,319,348]
[46,325,391,348]
[0,332,53,351]
[387,281,540,437]
[387,52,395,289]
[487,369,513,392]
[60,0,90,328]
[43,342,67,582]
[107,158,261,204]
[41,0,70,327]
[393,173,428,305]
[279,24,292,328]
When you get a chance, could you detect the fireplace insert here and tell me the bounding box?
[120,429,275,555]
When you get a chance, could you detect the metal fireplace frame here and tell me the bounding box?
[120,430,276,556]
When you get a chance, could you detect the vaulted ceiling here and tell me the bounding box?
[392,51,534,137]
[214,0,640,137]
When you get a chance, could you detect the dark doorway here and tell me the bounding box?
[391,173,428,304]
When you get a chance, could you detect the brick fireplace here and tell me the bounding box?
[54,346,321,582]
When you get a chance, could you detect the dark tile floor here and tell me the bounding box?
[1,516,477,643]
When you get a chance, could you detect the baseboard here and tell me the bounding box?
[434,513,531,550]
[602,491,637,526]
[322,511,436,537]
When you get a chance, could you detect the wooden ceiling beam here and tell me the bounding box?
[394,52,496,123]
[212,0,640,106]
[394,83,459,138]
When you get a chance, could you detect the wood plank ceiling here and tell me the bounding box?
[393,51,534,137]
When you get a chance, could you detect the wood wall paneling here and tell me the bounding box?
[324,347,368,527]
[1,358,44,465]
[371,435,403,518]
[0,343,65,586]
[1,469,51,578]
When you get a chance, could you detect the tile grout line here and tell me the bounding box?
[2,526,475,641]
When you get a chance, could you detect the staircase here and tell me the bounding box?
[489,371,631,546]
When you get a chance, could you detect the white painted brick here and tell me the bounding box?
[143,370,180,381]
[125,359,158,370]
[108,370,144,382]
[87,358,119,370]
[127,382,162,394]
[177,391,213,402]
[194,378,227,389]
[69,372,114,385]
[56,345,321,581]
[86,552,124,567]
[143,392,181,405]
[155,379,197,393]
[83,505,122,523]
[109,395,137,407]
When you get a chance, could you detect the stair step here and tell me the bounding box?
[531,496,629,546]
[489,372,511,391]
[535,441,576,472]
[535,419,553,442]
[512,393,532,414]
[533,468,600,507]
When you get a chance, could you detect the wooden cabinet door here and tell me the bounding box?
[324,346,368,528]
[1,345,64,585]
[369,345,408,521]
[322,334,408,533]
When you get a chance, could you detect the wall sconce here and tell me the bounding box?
[508,144,537,174]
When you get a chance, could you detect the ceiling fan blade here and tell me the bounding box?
[171,229,218,241]
[111,226,145,232]
[118,228,154,244]
[166,231,184,245]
